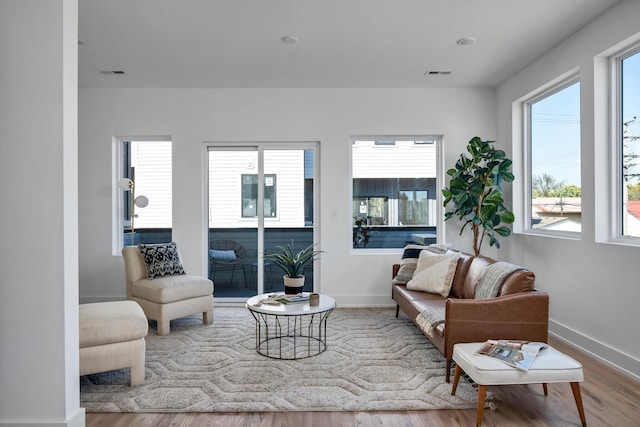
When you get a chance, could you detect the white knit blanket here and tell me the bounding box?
[475,261,524,300]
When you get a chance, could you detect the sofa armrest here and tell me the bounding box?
[443,291,549,358]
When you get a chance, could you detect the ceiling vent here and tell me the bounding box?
[424,70,452,76]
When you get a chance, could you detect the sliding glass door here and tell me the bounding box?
[207,144,317,300]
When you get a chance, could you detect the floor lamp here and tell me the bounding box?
[118,178,149,246]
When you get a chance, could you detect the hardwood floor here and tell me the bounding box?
[85,337,640,427]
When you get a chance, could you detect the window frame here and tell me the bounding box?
[112,135,172,255]
[240,173,277,218]
[517,72,582,238]
[610,43,640,244]
[350,135,444,253]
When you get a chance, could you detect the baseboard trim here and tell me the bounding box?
[0,407,85,427]
[549,319,640,381]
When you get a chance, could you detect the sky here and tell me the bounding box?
[531,51,640,188]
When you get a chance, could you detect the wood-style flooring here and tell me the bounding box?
[86,336,640,427]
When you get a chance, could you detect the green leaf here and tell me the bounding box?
[494,226,511,237]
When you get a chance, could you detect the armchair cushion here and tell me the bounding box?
[131,274,213,304]
[138,242,186,279]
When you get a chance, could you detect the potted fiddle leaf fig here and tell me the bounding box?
[442,136,515,256]
[263,242,324,294]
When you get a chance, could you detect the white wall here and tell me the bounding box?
[78,88,494,305]
[497,0,640,379]
[0,0,85,425]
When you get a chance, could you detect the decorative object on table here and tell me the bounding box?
[263,242,324,294]
[442,136,515,256]
[251,293,310,306]
[118,178,149,246]
[309,292,320,306]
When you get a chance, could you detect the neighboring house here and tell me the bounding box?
[531,197,582,232]
[352,140,438,227]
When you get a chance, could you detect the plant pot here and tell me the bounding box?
[283,275,305,295]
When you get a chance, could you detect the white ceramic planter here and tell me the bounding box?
[283,275,305,294]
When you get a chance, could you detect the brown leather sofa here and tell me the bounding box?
[392,250,549,382]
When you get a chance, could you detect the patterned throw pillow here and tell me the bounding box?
[138,242,186,279]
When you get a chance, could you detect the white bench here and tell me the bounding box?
[79,301,148,386]
[451,342,586,427]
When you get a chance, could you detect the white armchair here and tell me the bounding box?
[122,244,213,335]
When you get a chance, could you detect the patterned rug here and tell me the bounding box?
[80,307,480,412]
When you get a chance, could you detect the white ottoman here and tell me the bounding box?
[451,342,586,427]
[79,301,149,386]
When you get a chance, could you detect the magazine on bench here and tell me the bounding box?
[476,339,548,371]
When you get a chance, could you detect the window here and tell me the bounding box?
[617,48,640,238]
[114,138,172,251]
[526,79,581,233]
[241,174,277,218]
[351,138,440,249]
[399,190,428,225]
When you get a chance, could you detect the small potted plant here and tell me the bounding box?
[263,242,324,294]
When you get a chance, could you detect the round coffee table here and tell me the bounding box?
[246,292,336,360]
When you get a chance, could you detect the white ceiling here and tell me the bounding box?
[78,0,620,89]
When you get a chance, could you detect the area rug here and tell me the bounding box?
[80,307,480,412]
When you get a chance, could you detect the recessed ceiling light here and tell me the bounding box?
[456,37,476,46]
[281,35,298,44]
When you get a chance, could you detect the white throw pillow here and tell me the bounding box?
[406,251,460,297]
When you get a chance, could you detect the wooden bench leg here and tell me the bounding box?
[570,382,587,427]
[476,384,487,427]
[542,383,548,395]
[451,362,487,426]
[395,304,399,318]
[451,364,462,395]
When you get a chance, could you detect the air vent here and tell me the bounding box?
[424,70,452,76]
[100,70,126,75]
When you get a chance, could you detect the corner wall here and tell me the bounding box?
[496,0,640,379]
[0,0,84,425]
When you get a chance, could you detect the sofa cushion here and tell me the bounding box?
[138,242,186,279]
[79,301,148,348]
[131,274,213,304]
[392,244,430,285]
[391,244,450,285]
[449,252,475,298]
[460,255,495,299]
[406,251,460,297]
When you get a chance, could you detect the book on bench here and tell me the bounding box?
[476,339,548,371]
